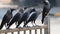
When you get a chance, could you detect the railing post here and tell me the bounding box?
[18,31,20,34]
[29,30,31,34]
[24,30,26,34]
[44,14,50,34]
[35,29,37,34]
[40,28,42,34]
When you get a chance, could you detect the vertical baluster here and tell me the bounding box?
[5,33,7,34]
[35,29,37,34]
[40,29,42,34]
[18,31,20,34]
[44,14,50,34]
[24,30,26,34]
[29,30,31,34]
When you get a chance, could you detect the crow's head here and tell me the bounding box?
[30,8,36,13]
[43,0,49,5]
[19,8,24,13]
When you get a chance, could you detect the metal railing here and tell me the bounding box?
[0,25,48,34]
[0,15,50,34]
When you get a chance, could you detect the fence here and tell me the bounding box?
[0,15,50,34]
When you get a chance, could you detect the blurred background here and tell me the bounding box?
[0,0,60,34]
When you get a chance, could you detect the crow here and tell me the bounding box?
[16,8,36,28]
[7,8,24,29]
[23,8,41,27]
[0,8,15,30]
[42,0,51,24]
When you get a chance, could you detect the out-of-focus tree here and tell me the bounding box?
[12,0,60,7]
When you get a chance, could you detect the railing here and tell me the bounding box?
[0,15,50,34]
[0,25,48,34]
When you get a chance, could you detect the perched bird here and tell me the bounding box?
[0,8,15,30]
[15,7,27,26]
[42,0,51,24]
[16,8,36,28]
[23,8,41,27]
[7,8,24,29]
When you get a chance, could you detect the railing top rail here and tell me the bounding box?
[0,25,48,33]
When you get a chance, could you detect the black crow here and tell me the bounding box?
[42,0,51,24]
[23,9,41,27]
[0,8,15,30]
[16,8,36,28]
[7,8,24,29]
